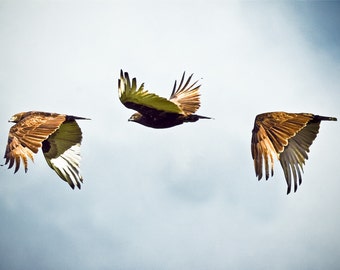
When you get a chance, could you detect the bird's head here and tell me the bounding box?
[9,112,26,123]
[128,112,143,123]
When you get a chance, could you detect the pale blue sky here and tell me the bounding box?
[0,1,339,269]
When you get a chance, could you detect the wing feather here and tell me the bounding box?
[251,112,335,194]
[279,121,320,193]
[118,70,182,117]
[44,144,83,189]
[251,112,312,190]
[260,113,313,153]
[169,72,201,115]
[4,113,66,173]
[42,120,83,189]
[251,124,277,180]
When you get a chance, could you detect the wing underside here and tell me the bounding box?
[42,120,83,189]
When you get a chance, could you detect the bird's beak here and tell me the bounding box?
[8,116,15,122]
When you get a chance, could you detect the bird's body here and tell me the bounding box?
[129,111,211,129]
[118,70,211,128]
[3,111,89,189]
[251,112,337,194]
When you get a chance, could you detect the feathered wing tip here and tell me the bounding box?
[252,140,276,181]
[118,69,125,98]
[169,72,202,115]
[251,122,278,182]
[3,137,35,173]
[119,70,139,95]
[118,69,129,98]
[118,69,146,100]
[280,145,305,195]
[45,143,83,189]
[279,115,336,194]
[170,72,200,97]
[280,127,315,195]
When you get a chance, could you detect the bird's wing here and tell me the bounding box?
[251,112,313,185]
[42,120,83,189]
[4,113,66,173]
[169,72,201,115]
[279,121,320,194]
[251,123,277,181]
[118,70,182,117]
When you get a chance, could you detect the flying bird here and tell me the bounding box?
[118,70,211,128]
[251,112,337,194]
[2,111,89,189]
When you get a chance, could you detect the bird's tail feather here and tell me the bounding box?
[66,115,91,121]
[185,114,213,122]
[196,114,213,120]
[314,115,337,121]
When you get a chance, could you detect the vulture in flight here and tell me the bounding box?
[251,112,337,194]
[3,111,89,189]
[118,70,211,128]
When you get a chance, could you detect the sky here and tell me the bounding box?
[0,1,339,269]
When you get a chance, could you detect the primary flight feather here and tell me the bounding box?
[118,70,211,128]
[3,111,89,189]
[251,112,337,194]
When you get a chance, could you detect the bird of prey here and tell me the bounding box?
[251,112,337,194]
[118,70,211,128]
[2,111,89,189]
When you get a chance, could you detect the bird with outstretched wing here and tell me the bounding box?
[2,111,89,189]
[118,70,211,128]
[251,112,337,194]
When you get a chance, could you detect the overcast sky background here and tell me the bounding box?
[0,1,339,269]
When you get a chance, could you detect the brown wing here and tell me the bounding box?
[4,112,66,173]
[42,119,84,189]
[169,72,201,115]
[279,121,320,194]
[251,112,314,192]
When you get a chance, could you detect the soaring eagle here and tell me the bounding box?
[118,70,211,128]
[251,112,337,194]
[3,111,89,189]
